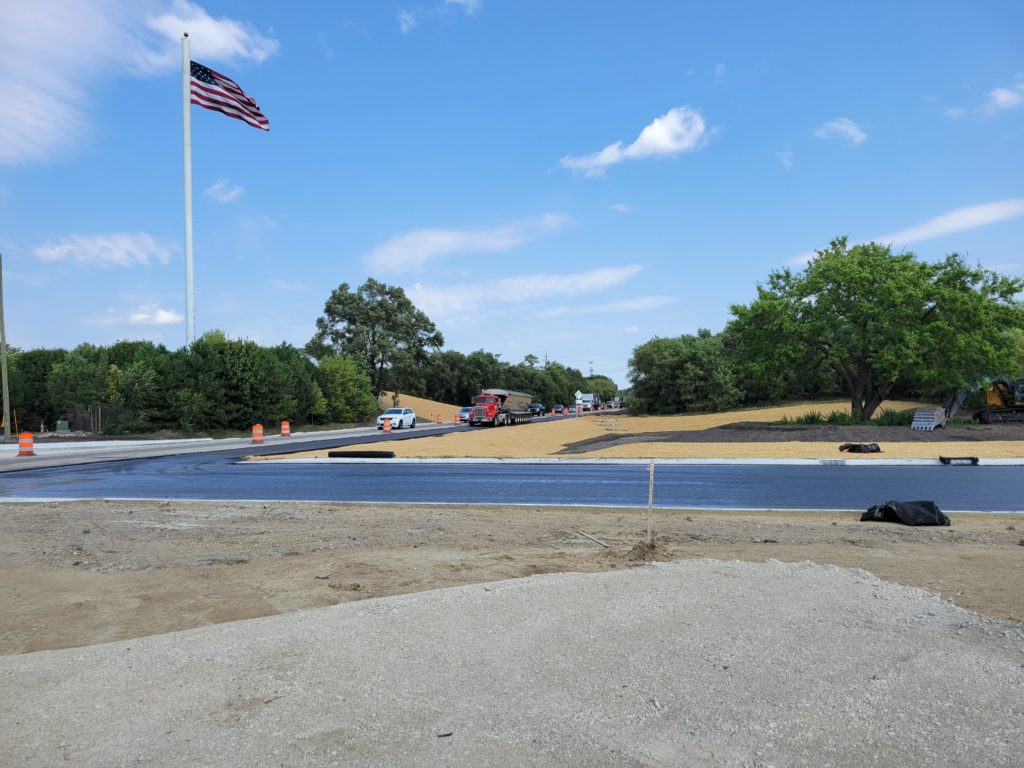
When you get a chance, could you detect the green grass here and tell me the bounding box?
[769,407,914,427]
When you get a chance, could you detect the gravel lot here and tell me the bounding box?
[3,559,1022,767]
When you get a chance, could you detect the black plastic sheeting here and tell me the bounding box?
[327,450,396,459]
[861,500,950,526]
[839,443,882,453]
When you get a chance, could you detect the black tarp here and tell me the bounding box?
[839,443,881,453]
[861,500,950,526]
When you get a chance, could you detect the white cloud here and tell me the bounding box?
[777,149,793,168]
[873,199,1024,246]
[364,213,571,274]
[714,63,728,77]
[445,0,482,14]
[408,265,643,318]
[204,177,244,203]
[944,106,966,119]
[0,1,278,165]
[814,117,867,144]
[787,198,1024,265]
[397,11,417,33]
[92,304,183,326]
[986,76,1024,113]
[142,0,280,71]
[560,107,708,177]
[33,232,173,268]
[129,305,184,325]
[538,296,676,319]
[0,81,90,165]
[612,203,633,213]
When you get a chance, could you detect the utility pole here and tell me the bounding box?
[0,253,12,442]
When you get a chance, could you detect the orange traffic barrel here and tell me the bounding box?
[383,418,392,433]
[252,424,264,444]
[18,432,34,456]
[280,419,291,437]
[453,413,460,424]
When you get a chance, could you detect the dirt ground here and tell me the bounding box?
[2,500,1021,655]
[5,399,1022,656]
[275,399,1024,460]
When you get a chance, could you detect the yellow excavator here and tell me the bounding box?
[974,376,1024,423]
[911,375,1024,430]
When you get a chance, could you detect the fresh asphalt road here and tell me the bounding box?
[1,449,1021,512]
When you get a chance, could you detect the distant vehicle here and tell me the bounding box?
[469,388,533,427]
[458,406,473,423]
[528,403,546,417]
[552,404,565,414]
[377,407,416,429]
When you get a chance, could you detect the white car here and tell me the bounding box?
[377,407,416,430]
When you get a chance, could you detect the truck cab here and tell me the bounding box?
[469,388,534,427]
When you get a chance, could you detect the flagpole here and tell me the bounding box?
[0,253,12,443]
[182,33,196,347]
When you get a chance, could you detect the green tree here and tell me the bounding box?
[584,375,618,403]
[317,355,378,423]
[1009,327,1024,375]
[722,322,839,405]
[308,278,444,395]
[728,238,1024,420]
[9,347,68,430]
[172,387,213,433]
[270,344,327,426]
[544,361,587,408]
[628,330,742,414]
[47,344,108,427]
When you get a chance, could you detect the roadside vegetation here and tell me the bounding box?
[628,239,1024,420]
[6,279,615,435]
[765,407,916,427]
[7,240,1022,434]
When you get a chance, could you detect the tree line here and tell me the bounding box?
[6,332,377,435]
[14,237,1012,434]
[627,239,1024,419]
[5,278,617,434]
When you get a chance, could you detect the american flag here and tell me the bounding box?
[190,61,269,131]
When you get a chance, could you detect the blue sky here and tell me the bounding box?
[2,1,1023,387]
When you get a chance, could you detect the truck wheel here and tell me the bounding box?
[410,418,415,428]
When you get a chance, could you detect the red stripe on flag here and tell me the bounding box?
[189,61,269,132]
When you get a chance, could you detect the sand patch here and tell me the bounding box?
[265,400,1022,461]
[378,391,463,424]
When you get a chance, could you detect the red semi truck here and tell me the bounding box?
[468,388,534,427]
